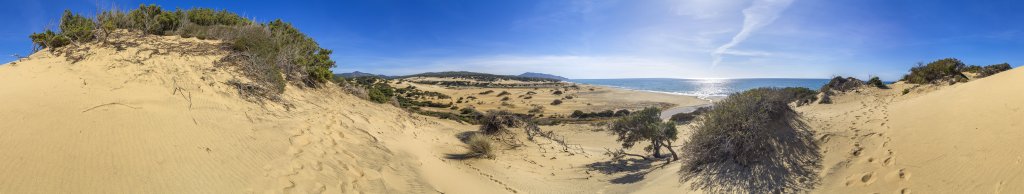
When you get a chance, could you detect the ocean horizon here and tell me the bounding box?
[570,78,830,99]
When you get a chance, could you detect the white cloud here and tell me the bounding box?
[711,0,795,67]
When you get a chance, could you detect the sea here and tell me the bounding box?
[570,78,830,100]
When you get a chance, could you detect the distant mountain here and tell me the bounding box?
[518,72,568,81]
[335,71,389,78]
[399,71,560,82]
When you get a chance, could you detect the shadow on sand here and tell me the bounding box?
[586,156,671,184]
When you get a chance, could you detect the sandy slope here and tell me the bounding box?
[799,68,1024,193]
[0,35,460,193]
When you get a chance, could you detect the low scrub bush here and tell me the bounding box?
[479,90,495,95]
[966,62,1015,77]
[479,110,526,134]
[571,109,631,119]
[866,76,888,89]
[820,76,863,92]
[551,99,563,105]
[778,87,819,106]
[678,87,820,193]
[902,58,968,84]
[465,134,495,158]
[497,91,511,96]
[669,107,711,123]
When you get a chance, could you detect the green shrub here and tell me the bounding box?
[669,107,710,123]
[607,107,679,160]
[778,87,819,105]
[866,76,888,89]
[902,58,967,84]
[678,87,819,193]
[479,90,494,95]
[902,88,911,95]
[977,63,1013,78]
[59,10,96,42]
[820,76,863,92]
[29,30,69,50]
[366,84,395,103]
[571,109,628,119]
[184,8,247,26]
[551,99,563,105]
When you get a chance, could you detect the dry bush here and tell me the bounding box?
[465,134,495,159]
[679,88,820,193]
[479,110,525,135]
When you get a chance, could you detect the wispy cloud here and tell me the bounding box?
[711,0,795,67]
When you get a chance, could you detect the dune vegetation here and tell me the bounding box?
[31,4,335,98]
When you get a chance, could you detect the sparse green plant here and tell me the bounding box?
[902,88,911,95]
[465,134,495,158]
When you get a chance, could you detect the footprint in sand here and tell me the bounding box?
[900,188,912,194]
[898,168,911,180]
[861,172,876,184]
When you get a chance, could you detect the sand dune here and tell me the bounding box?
[0,35,453,193]
[799,68,1024,193]
[2,31,1022,193]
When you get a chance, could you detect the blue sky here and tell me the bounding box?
[1,0,1023,79]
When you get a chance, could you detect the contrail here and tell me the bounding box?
[712,0,795,67]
